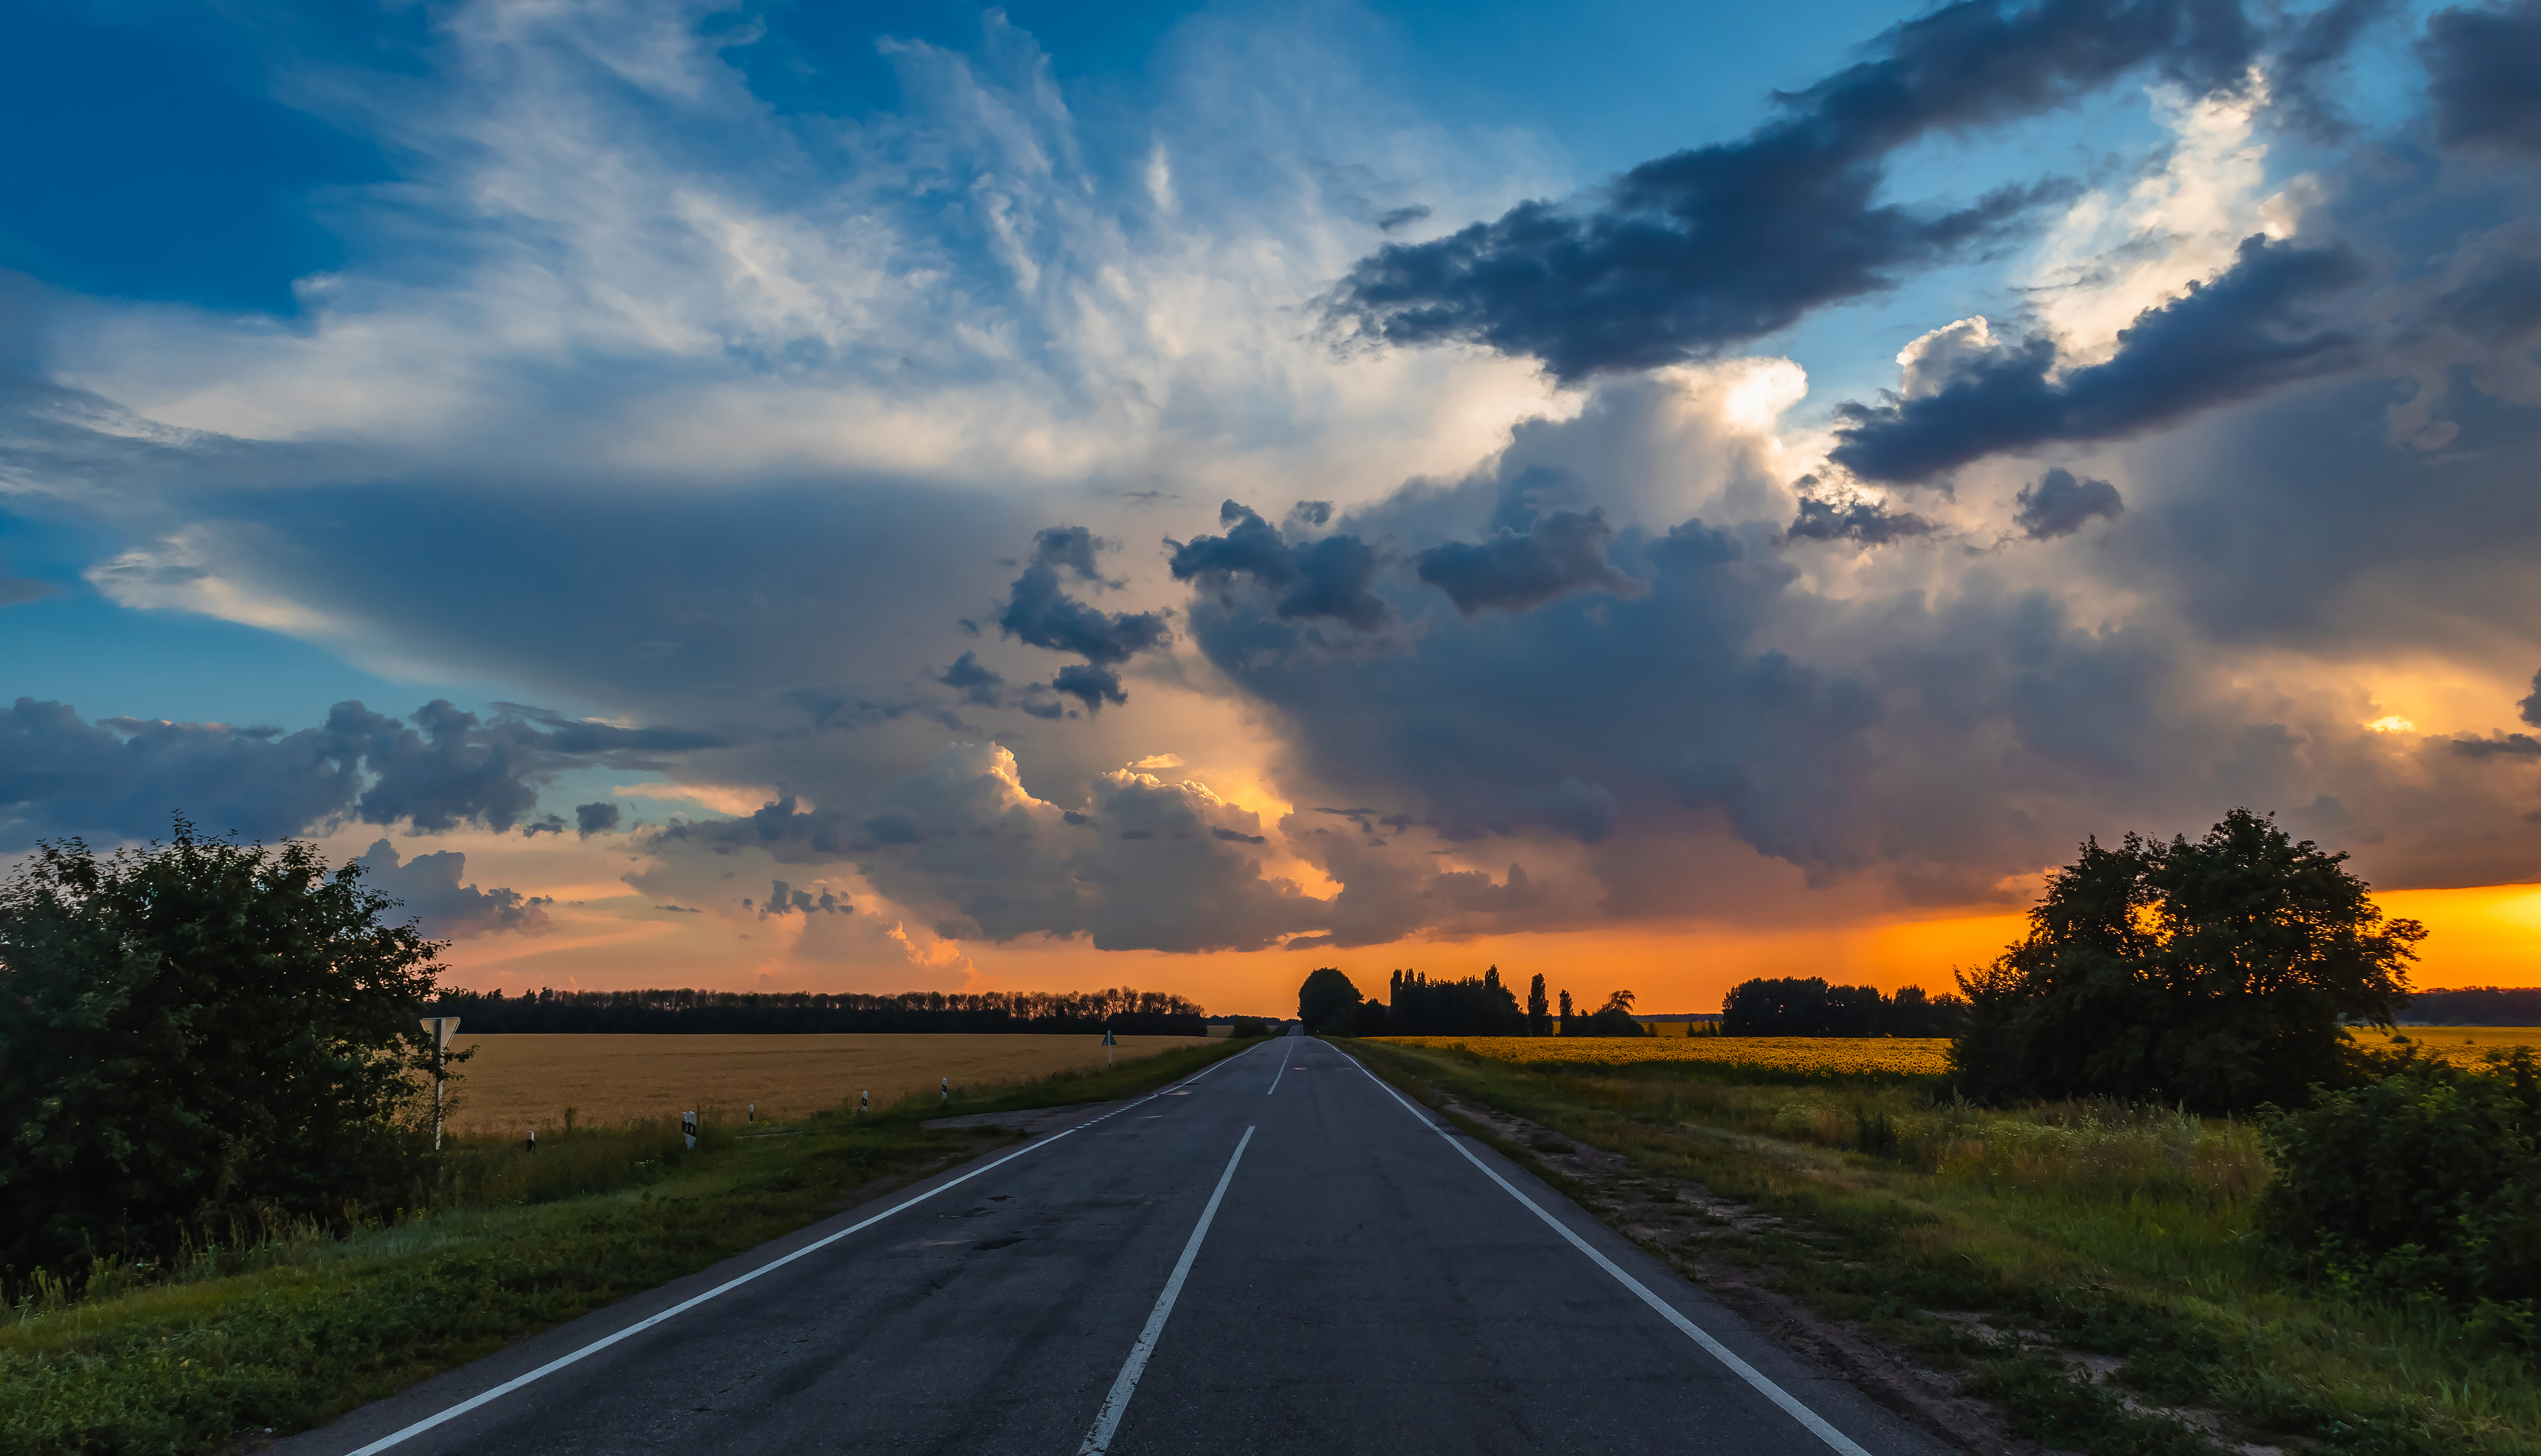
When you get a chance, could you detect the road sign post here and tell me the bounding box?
[682,1110,698,1149]
[1102,1027,1117,1066]
[419,1017,461,1151]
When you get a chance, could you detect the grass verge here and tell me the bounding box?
[0,1036,1264,1456]
[1342,1036,2541,1456]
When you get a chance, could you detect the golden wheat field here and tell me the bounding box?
[440,1034,1211,1133]
[1374,1035,1954,1077]
[2350,1025,2541,1064]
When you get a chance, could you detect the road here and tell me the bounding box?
[285,1031,1949,1455]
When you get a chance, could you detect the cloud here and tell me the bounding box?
[752,878,850,917]
[1323,0,2260,378]
[1830,236,2366,483]
[1029,525,1108,582]
[2521,668,2541,727]
[1051,663,1126,711]
[349,838,551,938]
[937,650,1006,705]
[845,743,1321,952]
[1416,508,1643,615]
[998,565,1170,665]
[1785,492,1938,546]
[575,801,623,836]
[0,695,669,849]
[2422,0,2541,156]
[2012,467,2126,538]
[1167,501,1391,631]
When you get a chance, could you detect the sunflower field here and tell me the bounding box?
[1372,1035,1951,1078]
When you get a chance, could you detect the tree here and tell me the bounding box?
[1562,989,1647,1036]
[1950,809,2423,1111]
[1526,973,1551,1036]
[0,826,446,1277]
[1297,968,1363,1033]
[1558,989,1573,1024]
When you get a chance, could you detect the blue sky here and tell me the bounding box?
[7,0,2541,1007]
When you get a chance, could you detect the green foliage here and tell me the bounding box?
[1951,809,2422,1111]
[0,827,444,1280]
[2259,1047,2541,1318]
[1297,967,1362,1032]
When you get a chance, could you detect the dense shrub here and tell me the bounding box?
[2259,1047,2541,1317]
[0,827,443,1278]
[1951,809,2420,1111]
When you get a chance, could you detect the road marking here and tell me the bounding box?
[1075,1125,1255,1455]
[340,1048,1260,1455]
[1265,1052,1289,1096]
[1337,1050,1877,1456]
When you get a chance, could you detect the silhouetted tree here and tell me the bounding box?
[1561,989,1647,1036]
[1526,973,1551,1036]
[1951,809,2422,1111]
[1298,968,1364,1033]
[1721,978,1967,1036]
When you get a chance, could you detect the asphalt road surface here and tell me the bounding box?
[285,1031,1950,1455]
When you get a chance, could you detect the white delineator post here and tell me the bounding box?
[420,1016,461,1152]
[1101,1027,1117,1066]
[941,1076,949,1106]
[682,1111,698,1149]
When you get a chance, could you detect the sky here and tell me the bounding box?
[6,0,2541,1017]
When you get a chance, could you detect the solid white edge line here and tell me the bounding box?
[1265,1052,1288,1096]
[1076,1125,1256,1455]
[343,1044,1262,1456]
[1332,1045,1877,1456]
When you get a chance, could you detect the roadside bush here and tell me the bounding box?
[0,826,443,1282]
[2259,1047,2541,1320]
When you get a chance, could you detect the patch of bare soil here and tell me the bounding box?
[1433,1095,2274,1456]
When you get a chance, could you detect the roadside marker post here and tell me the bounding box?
[682,1111,698,1150]
[860,1089,868,1113]
[941,1076,949,1106]
[1102,1027,1117,1066]
[418,1017,461,1152]
[525,1126,536,1155]
[747,1103,754,1124]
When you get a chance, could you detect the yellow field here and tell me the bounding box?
[2352,1026,2541,1065]
[440,1034,1210,1133]
[1376,1028,2541,1081]
[1374,1035,1952,1077]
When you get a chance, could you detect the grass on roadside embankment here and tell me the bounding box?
[1,1037,1264,1456]
[1345,1037,2541,1456]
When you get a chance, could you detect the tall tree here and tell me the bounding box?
[1526,973,1551,1036]
[1951,809,2422,1110]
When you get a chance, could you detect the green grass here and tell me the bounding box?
[1342,1037,2541,1456]
[0,1036,1264,1456]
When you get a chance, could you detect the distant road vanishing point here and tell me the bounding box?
[280,1029,1946,1455]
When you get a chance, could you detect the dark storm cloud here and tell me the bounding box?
[1167,502,1391,630]
[998,565,1169,664]
[937,650,1006,705]
[1785,494,1938,546]
[0,695,682,849]
[2422,0,2541,155]
[2269,0,2399,136]
[1029,524,1107,581]
[2521,669,2541,727]
[575,801,622,836]
[1051,663,1126,711]
[2450,732,2541,758]
[1830,236,2366,483]
[2012,467,2126,538]
[350,838,550,938]
[1415,508,1642,615]
[1324,0,2260,379]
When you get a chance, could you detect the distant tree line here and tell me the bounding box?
[417,986,1211,1035]
[2396,986,2541,1025]
[1297,967,1649,1035]
[1719,978,1969,1036]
